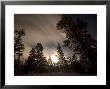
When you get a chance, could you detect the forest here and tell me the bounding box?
[14,15,97,76]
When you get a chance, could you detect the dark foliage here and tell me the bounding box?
[14,15,97,75]
[56,15,97,74]
[14,28,25,74]
[23,43,48,74]
[14,28,25,60]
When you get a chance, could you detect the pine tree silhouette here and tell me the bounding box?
[14,28,25,74]
[57,15,97,73]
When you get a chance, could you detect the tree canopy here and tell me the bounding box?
[56,15,97,73]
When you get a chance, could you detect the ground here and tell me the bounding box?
[15,72,96,76]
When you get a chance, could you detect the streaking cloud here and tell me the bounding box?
[14,14,72,60]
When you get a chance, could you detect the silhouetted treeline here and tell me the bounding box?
[14,16,97,75]
[56,15,97,74]
[14,28,25,74]
[23,43,48,74]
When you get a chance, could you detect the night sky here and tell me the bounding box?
[14,14,97,61]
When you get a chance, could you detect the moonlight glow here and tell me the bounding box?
[51,54,59,63]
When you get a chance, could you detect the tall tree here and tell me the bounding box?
[34,43,47,73]
[14,28,25,61]
[56,43,65,66]
[56,15,97,73]
[14,28,25,74]
[47,56,53,72]
[25,47,37,72]
[25,43,47,73]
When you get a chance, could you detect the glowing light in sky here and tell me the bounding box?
[51,54,59,63]
[14,14,97,61]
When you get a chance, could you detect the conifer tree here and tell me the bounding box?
[35,43,47,73]
[56,43,65,65]
[25,43,47,73]
[56,15,97,73]
[14,28,25,61]
[14,28,25,74]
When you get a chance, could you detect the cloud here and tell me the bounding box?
[14,14,97,60]
[14,14,71,59]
